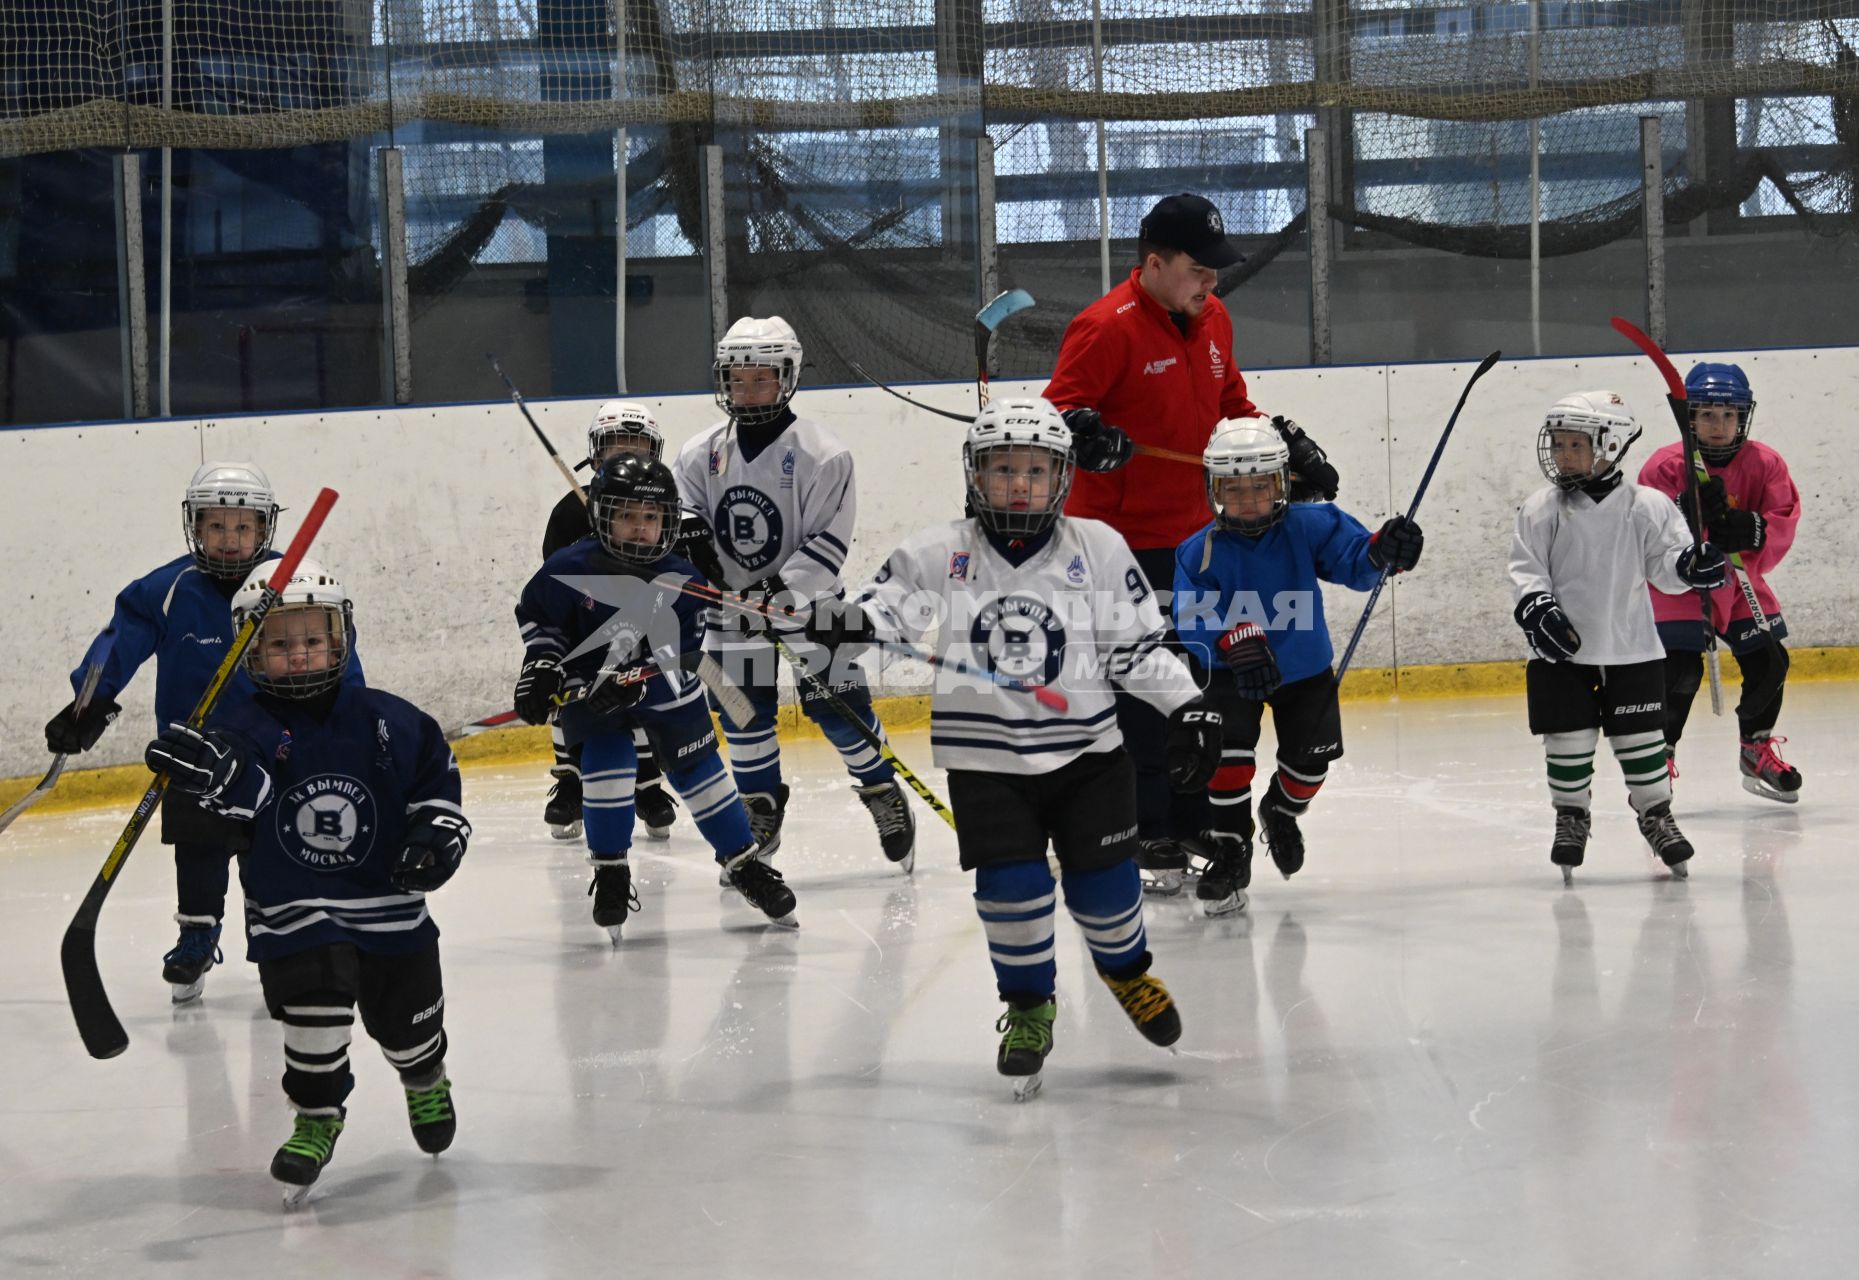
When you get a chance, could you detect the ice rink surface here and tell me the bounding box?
[2,687,1855,1279]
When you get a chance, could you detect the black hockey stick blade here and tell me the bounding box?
[847,360,973,424]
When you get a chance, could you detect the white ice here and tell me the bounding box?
[3,688,1857,1279]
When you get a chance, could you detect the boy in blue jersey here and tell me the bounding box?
[1173,422,1424,913]
[46,462,283,1002]
[513,454,796,941]
[144,560,469,1204]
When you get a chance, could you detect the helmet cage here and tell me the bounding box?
[1203,424,1291,533]
[183,467,279,579]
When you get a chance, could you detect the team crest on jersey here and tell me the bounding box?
[780,449,796,489]
[1065,555,1086,585]
[276,773,377,872]
[708,447,722,476]
[949,551,970,581]
[273,729,293,764]
[715,486,785,573]
[1208,339,1225,380]
[971,594,1066,688]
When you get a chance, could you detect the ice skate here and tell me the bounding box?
[403,1068,456,1155]
[1550,805,1590,885]
[1194,832,1251,917]
[1259,795,1305,879]
[725,785,790,884]
[996,1000,1055,1101]
[1137,837,1189,896]
[724,845,798,927]
[544,773,583,840]
[1099,969,1182,1049]
[161,917,222,1004]
[1740,735,1801,805]
[588,862,640,944]
[1636,801,1693,877]
[856,780,916,872]
[272,1113,343,1208]
[635,779,679,839]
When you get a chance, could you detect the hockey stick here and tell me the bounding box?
[976,288,1035,411]
[1609,317,1728,715]
[0,663,105,837]
[489,354,754,729]
[443,663,667,742]
[61,488,339,1059]
[1335,350,1502,683]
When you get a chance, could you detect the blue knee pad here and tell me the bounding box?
[580,731,637,860]
[1059,860,1147,977]
[974,860,1059,1002]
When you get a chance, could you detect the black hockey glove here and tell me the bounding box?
[1676,542,1727,590]
[1061,407,1134,473]
[805,596,878,652]
[1514,592,1581,662]
[1707,507,1764,554]
[1216,622,1281,700]
[584,666,651,716]
[145,723,253,802]
[1165,701,1225,793]
[673,512,728,585]
[1694,475,1730,527]
[1366,515,1424,574]
[1274,416,1340,501]
[738,575,800,638]
[45,695,121,755]
[392,811,471,893]
[513,656,564,726]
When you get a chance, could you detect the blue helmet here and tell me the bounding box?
[1684,362,1756,464]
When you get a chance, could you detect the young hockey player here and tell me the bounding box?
[1638,363,1803,803]
[142,560,467,1205]
[671,314,915,870]
[46,462,302,1002]
[1510,391,1727,881]
[1171,422,1424,914]
[536,400,682,841]
[515,453,795,940]
[804,397,1224,1099]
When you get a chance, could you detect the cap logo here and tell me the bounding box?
[1208,210,1223,234]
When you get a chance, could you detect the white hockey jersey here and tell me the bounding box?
[855,516,1201,774]
[673,415,855,640]
[1508,479,1694,665]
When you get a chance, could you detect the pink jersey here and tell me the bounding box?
[1637,439,1800,630]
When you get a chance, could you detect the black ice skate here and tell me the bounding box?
[1636,801,1694,878]
[161,917,222,1004]
[635,780,680,839]
[1551,805,1591,886]
[1194,832,1252,917]
[545,773,584,841]
[721,784,789,885]
[856,780,916,872]
[1099,967,1182,1049]
[1137,837,1190,896]
[272,1112,344,1208]
[588,862,641,944]
[1740,735,1802,805]
[1259,795,1305,879]
[996,999,1056,1102]
[723,845,798,927]
[403,1069,456,1155]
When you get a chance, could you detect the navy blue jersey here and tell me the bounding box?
[515,537,709,704]
[206,680,465,962]
[1173,504,1383,685]
[70,551,363,729]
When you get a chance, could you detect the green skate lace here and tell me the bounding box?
[1103,973,1174,1026]
[281,1115,343,1162]
[406,1079,453,1127]
[995,1005,1054,1054]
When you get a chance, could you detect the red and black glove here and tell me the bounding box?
[1367,515,1424,574]
[1217,622,1281,700]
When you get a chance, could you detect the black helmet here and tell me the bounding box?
[587,454,681,565]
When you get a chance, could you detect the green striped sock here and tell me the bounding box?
[1545,730,1598,811]
[1612,729,1672,810]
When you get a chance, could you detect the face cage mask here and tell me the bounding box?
[965,443,1075,541]
[184,501,276,579]
[1207,469,1287,534]
[713,360,797,427]
[1539,427,1608,491]
[589,428,663,466]
[594,495,680,565]
[1691,402,1755,466]
[245,603,352,699]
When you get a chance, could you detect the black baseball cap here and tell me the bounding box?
[1138,193,1243,269]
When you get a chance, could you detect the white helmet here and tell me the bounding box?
[1203,421,1290,532]
[183,461,279,579]
[963,396,1074,540]
[588,400,663,464]
[232,558,352,699]
[1538,390,1642,490]
[714,315,803,425]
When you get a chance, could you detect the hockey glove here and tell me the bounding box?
[1216,622,1281,700]
[584,666,651,716]
[145,723,254,804]
[738,575,801,637]
[805,597,878,652]
[392,810,471,893]
[45,695,121,755]
[1694,475,1730,527]
[1062,407,1134,473]
[513,656,565,725]
[1366,515,1424,574]
[1165,702,1225,793]
[1514,592,1581,662]
[1676,542,1728,590]
[673,512,729,585]
[1707,507,1765,554]
[1275,417,1340,501]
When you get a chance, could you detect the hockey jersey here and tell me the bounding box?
[854,516,1200,774]
[1509,479,1694,665]
[205,680,467,961]
[1173,504,1385,685]
[1638,440,1800,633]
